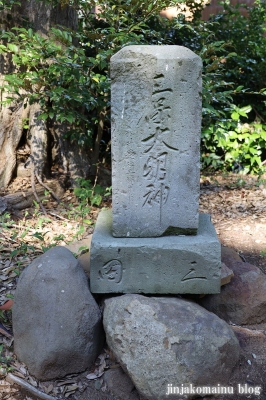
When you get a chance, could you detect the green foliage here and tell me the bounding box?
[74,178,110,207]
[260,248,266,257]
[0,0,19,11]
[0,27,110,145]
[210,2,266,95]
[0,343,13,380]
[202,105,266,173]
[0,0,179,146]
[0,343,14,373]
[0,0,266,172]
[0,212,12,227]
[163,0,266,172]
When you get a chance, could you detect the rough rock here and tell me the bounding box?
[232,325,266,367]
[103,367,140,400]
[200,259,266,325]
[220,262,234,286]
[103,294,240,400]
[228,325,266,394]
[221,246,242,263]
[13,246,104,381]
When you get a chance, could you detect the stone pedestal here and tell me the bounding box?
[90,45,221,295]
[90,210,221,294]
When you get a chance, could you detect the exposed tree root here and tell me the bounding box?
[6,373,58,400]
[34,171,61,204]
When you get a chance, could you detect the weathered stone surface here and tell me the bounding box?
[103,294,240,400]
[13,246,104,381]
[221,246,242,263]
[232,325,266,366]
[90,210,221,294]
[103,367,140,400]
[200,259,266,325]
[111,45,202,237]
[220,262,234,286]
[228,325,266,391]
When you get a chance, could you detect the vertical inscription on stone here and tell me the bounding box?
[142,76,178,224]
[111,46,202,238]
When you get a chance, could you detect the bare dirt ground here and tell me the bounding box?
[1,172,266,400]
[199,173,266,273]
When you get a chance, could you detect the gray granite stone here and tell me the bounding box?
[111,45,202,237]
[90,210,221,294]
[13,246,104,380]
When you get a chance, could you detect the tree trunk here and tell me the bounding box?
[0,102,28,189]
[52,121,92,187]
[0,0,89,190]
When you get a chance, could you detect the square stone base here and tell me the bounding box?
[90,210,221,294]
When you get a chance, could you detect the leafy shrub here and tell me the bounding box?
[74,178,111,206]
[202,105,266,173]
[1,0,266,172]
[164,0,266,172]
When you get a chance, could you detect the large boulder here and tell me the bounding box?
[103,294,240,400]
[200,259,266,325]
[13,246,104,380]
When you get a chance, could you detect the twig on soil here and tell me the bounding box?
[6,373,59,400]
[35,172,61,204]
[48,211,69,221]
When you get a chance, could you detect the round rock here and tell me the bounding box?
[13,246,104,380]
[103,294,240,400]
[200,259,266,325]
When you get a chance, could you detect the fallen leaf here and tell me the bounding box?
[27,376,38,387]
[57,379,76,386]
[13,371,27,379]
[0,300,13,310]
[86,373,99,380]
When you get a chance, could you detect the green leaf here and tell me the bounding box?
[90,194,102,206]
[38,113,49,120]
[32,232,44,241]
[83,219,92,225]
[7,43,19,53]
[231,112,239,121]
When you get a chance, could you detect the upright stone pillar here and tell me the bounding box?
[90,46,221,295]
[111,46,202,237]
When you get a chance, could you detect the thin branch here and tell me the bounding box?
[34,172,61,204]
[48,211,69,221]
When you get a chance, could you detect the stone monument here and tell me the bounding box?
[90,45,221,294]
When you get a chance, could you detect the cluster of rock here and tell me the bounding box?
[12,244,266,399]
[12,45,266,399]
